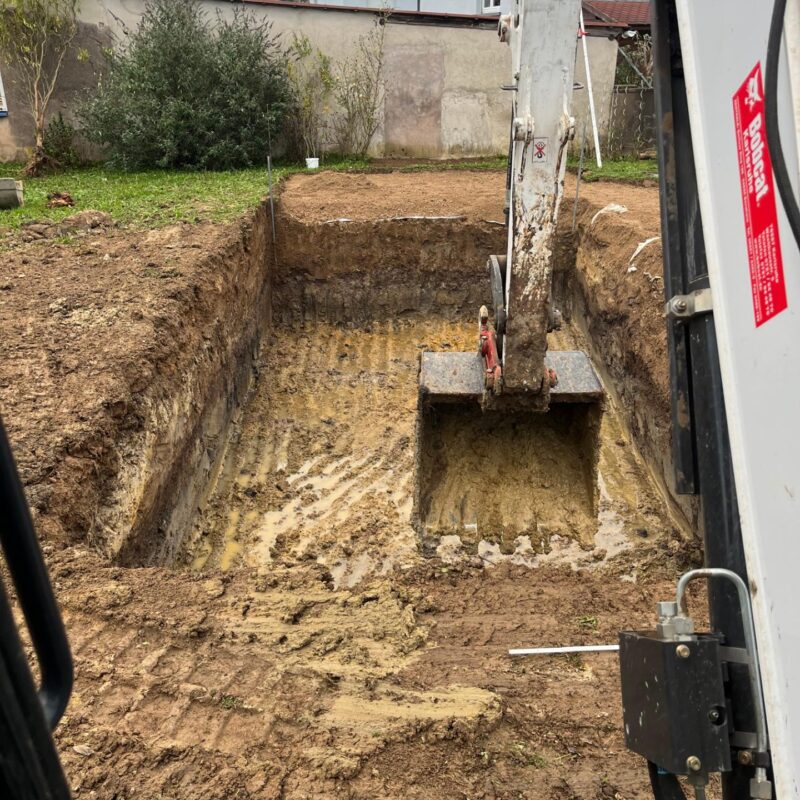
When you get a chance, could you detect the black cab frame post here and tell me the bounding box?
[651,2,766,798]
[0,415,72,799]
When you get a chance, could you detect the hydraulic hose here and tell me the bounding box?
[765,0,800,251]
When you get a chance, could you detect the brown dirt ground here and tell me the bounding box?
[0,222,229,545]
[282,170,661,229]
[0,169,704,800]
[282,171,507,223]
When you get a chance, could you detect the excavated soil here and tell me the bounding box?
[0,169,703,800]
[0,212,273,559]
[279,171,506,223]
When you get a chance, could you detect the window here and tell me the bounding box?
[482,0,501,12]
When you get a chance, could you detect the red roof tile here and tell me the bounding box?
[587,1,651,26]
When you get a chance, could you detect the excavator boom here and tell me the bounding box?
[419,0,600,409]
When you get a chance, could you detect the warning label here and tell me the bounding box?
[733,62,787,327]
[532,137,548,163]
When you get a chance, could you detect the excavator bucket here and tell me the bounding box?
[414,343,605,555]
[418,350,603,405]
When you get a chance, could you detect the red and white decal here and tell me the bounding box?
[733,62,787,327]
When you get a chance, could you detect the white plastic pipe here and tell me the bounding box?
[509,644,619,656]
[579,9,603,168]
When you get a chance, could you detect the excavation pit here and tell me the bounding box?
[2,170,692,800]
[120,172,674,578]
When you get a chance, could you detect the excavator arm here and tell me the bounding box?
[419,0,601,409]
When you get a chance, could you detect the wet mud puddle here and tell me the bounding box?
[182,319,671,582]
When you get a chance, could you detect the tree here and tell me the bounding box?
[332,13,387,158]
[0,0,80,174]
[286,33,335,159]
[80,0,292,170]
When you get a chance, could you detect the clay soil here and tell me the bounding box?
[0,170,700,799]
[278,171,508,224]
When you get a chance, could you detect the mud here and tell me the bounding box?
[0,169,703,799]
[183,174,674,578]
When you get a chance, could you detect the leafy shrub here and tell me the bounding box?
[80,0,292,170]
[43,112,80,166]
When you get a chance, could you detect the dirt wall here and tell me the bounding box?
[0,208,275,563]
[556,187,700,533]
[273,206,505,326]
[115,209,275,565]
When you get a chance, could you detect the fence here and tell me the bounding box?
[603,83,656,160]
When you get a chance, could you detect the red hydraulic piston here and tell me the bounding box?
[479,306,502,392]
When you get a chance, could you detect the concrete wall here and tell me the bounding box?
[0,1,617,162]
[382,22,509,157]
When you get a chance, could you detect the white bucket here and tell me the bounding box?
[305,157,320,170]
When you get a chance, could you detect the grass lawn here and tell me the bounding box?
[0,159,366,231]
[568,157,659,184]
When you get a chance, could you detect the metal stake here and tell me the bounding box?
[572,121,587,233]
[267,155,277,244]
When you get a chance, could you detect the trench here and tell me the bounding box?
[120,189,675,578]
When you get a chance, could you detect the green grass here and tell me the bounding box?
[386,155,508,173]
[577,614,599,630]
[0,158,369,231]
[568,156,658,184]
[218,693,243,710]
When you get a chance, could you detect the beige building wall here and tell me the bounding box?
[573,35,620,152]
[0,1,617,162]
